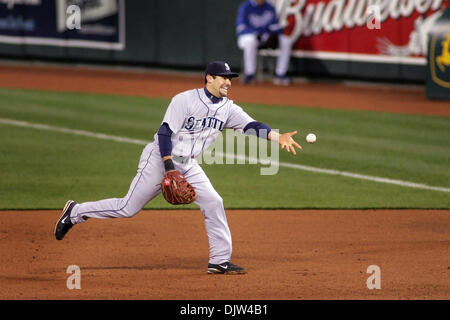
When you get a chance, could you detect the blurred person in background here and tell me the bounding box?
[236,0,293,85]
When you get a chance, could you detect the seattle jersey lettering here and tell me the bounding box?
[184,116,224,131]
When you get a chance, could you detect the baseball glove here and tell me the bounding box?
[160,170,197,205]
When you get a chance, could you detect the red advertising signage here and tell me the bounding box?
[273,0,449,65]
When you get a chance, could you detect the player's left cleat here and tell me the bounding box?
[54,200,77,240]
[207,262,246,275]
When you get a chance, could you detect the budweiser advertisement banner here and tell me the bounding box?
[0,0,125,50]
[272,0,450,65]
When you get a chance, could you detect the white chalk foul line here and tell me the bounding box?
[277,162,450,193]
[0,118,149,145]
[1,117,449,193]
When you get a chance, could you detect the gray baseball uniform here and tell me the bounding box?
[69,87,255,264]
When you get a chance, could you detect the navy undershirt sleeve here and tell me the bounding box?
[243,121,272,140]
[157,123,173,158]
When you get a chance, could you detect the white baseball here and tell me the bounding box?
[306,133,316,144]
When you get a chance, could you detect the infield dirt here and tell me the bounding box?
[1,209,449,299]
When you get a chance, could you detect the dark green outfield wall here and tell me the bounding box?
[0,0,244,69]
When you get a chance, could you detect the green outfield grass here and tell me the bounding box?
[0,88,449,209]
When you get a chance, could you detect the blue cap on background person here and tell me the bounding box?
[205,61,239,78]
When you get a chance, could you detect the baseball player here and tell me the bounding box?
[55,61,302,274]
[236,0,293,85]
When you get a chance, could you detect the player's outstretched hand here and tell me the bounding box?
[269,130,302,155]
[279,131,302,155]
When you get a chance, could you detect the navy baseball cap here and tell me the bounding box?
[205,61,239,78]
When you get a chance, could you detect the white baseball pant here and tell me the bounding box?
[237,33,293,76]
[69,142,232,265]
